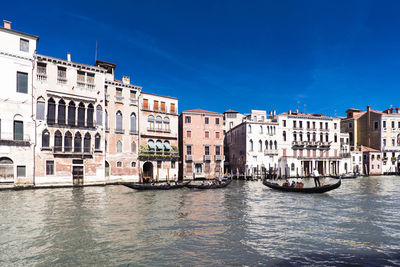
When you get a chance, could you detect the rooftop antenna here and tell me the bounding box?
[95,40,98,62]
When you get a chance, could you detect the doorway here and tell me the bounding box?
[143,162,153,180]
[105,161,110,177]
[72,166,84,185]
[195,163,202,175]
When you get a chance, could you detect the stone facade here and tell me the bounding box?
[0,21,38,185]
[179,109,224,179]
[139,92,179,182]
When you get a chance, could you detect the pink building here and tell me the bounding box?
[179,109,224,179]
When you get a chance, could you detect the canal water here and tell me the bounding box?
[1,176,400,266]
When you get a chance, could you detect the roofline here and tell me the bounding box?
[105,79,142,90]
[0,26,39,40]
[141,91,178,100]
[181,110,223,116]
[37,54,106,73]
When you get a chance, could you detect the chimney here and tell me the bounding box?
[273,110,276,116]
[122,76,130,84]
[67,53,71,62]
[366,105,370,112]
[288,110,292,115]
[396,108,400,113]
[3,20,11,29]
[295,109,299,113]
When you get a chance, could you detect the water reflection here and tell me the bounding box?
[0,177,400,266]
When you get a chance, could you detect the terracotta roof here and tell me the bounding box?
[224,109,239,113]
[341,111,366,121]
[279,112,333,119]
[360,145,380,152]
[182,109,222,115]
[114,79,123,83]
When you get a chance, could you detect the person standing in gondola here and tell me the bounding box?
[312,168,321,187]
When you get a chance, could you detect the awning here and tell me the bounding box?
[156,141,164,150]
[147,141,155,149]
[164,142,172,150]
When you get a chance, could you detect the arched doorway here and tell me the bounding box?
[105,161,110,177]
[0,157,14,182]
[143,162,153,181]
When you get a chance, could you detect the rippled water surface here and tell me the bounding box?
[1,176,400,266]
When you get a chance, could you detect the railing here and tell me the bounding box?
[186,155,193,161]
[339,152,351,158]
[77,81,86,88]
[130,130,138,135]
[147,127,171,133]
[57,77,67,84]
[115,129,125,134]
[130,98,138,105]
[77,81,95,90]
[292,141,304,147]
[53,147,92,155]
[36,73,47,81]
[320,128,329,132]
[139,150,179,159]
[87,83,95,90]
[215,155,223,161]
[264,149,278,155]
[204,155,212,161]
[115,96,124,103]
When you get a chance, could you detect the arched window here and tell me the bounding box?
[313,132,316,142]
[130,113,137,133]
[96,105,102,126]
[87,104,94,127]
[74,132,82,152]
[326,133,329,142]
[95,133,101,150]
[156,116,162,129]
[270,140,273,150]
[291,163,295,171]
[13,116,23,141]
[68,101,76,126]
[36,97,45,120]
[307,132,310,142]
[293,132,297,141]
[283,131,286,141]
[47,98,56,124]
[78,102,85,127]
[116,111,123,131]
[0,157,14,181]
[84,133,91,153]
[260,125,263,134]
[58,99,66,125]
[105,110,109,130]
[156,140,163,151]
[42,129,50,148]
[54,130,62,152]
[320,134,323,142]
[300,133,303,141]
[117,140,122,153]
[164,141,171,151]
[248,125,252,133]
[147,139,155,150]
[267,126,270,134]
[249,139,253,151]
[258,140,262,152]
[274,140,277,150]
[265,140,268,150]
[64,131,72,152]
[131,141,136,153]
[164,117,170,131]
[148,115,154,129]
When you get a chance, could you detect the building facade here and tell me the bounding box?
[33,54,107,186]
[138,92,179,182]
[0,21,38,185]
[179,109,224,179]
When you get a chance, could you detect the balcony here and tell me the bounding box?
[77,81,95,90]
[319,141,331,148]
[86,82,95,90]
[320,128,329,132]
[115,96,124,103]
[36,73,47,81]
[264,149,278,156]
[186,155,193,161]
[147,127,171,133]
[306,141,319,147]
[306,128,316,131]
[115,129,125,134]
[130,130,138,135]
[53,147,92,157]
[130,98,138,105]
[292,141,304,147]
[57,77,67,84]
[215,155,223,161]
[0,136,31,147]
[204,155,212,161]
[339,152,351,158]
[139,149,179,161]
[293,127,303,130]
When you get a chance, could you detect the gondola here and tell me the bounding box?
[185,179,232,189]
[262,179,341,193]
[120,181,190,190]
[331,173,358,179]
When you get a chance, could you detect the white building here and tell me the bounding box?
[0,20,38,185]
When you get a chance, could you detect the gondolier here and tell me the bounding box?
[312,168,321,187]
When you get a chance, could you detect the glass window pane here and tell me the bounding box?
[36,101,45,120]
[14,121,23,141]
[17,72,28,93]
[17,166,26,177]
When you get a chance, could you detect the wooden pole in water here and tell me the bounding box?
[167,168,170,183]
[157,165,159,183]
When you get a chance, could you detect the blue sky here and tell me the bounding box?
[2,0,400,116]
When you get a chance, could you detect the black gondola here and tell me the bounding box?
[120,181,190,190]
[263,179,341,193]
[185,179,232,189]
[331,173,358,179]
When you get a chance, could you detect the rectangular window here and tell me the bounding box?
[383,139,386,146]
[171,161,176,168]
[383,121,386,128]
[77,71,85,82]
[46,161,54,175]
[334,123,337,129]
[157,161,162,168]
[186,145,192,155]
[205,131,209,138]
[205,146,210,155]
[130,90,136,99]
[170,103,176,113]
[306,121,310,128]
[13,120,23,141]
[283,120,286,127]
[87,73,94,84]
[215,118,220,125]
[17,72,28,93]
[216,132,220,139]
[131,162,136,168]
[398,122,400,128]
[58,66,66,78]
[392,121,395,128]
[215,146,221,155]
[17,166,26,177]
[161,102,166,112]
[185,116,191,123]
[37,62,46,74]
[116,88,123,96]
[299,121,303,128]
[205,117,209,124]
[187,130,191,138]
[392,139,395,146]
[312,122,316,129]
[293,121,296,128]
[20,39,29,52]
[374,121,379,130]
[143,99,149,109]
[325,122,328,129]
[36,101,45,120]
[154,101,159,111]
